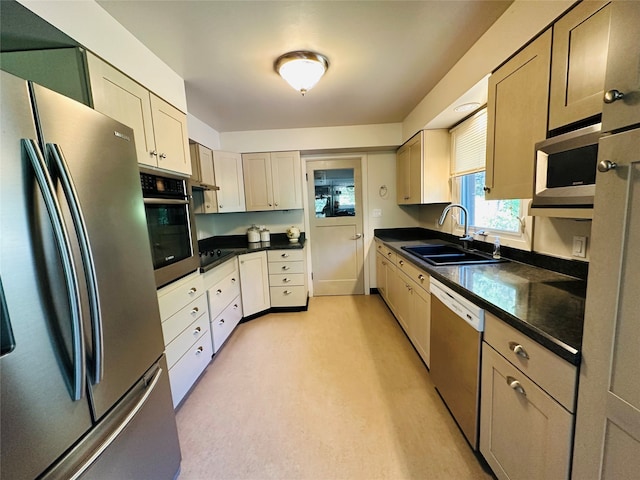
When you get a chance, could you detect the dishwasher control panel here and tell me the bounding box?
[430,279,485,331]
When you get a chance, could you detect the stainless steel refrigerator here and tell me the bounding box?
[0,71,181,479]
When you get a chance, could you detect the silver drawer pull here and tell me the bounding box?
[281,253,289,258]
[418,274,425,281]
[233,304,238,309]
[216,289,222,295]
[190,307,199,315]
[399,260,404,266]
[231,277,236,283]
[508,342,530,359]
[218,319,225,325]
[506,376,526,396]
[283,278,291,283]
[193,326,202,335]
[188,287,197,294]
[282,266,290,271]
[195,346,204,355]
[283,290,292,295]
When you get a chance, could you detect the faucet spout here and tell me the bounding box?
[439,203,473,247]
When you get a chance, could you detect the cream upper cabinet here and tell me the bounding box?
[242,151,302,211]
[212,150,246,213]
[600,0,640,133]
[86,52,191,176]
[396,130,450,205]
[485,29,552,200]
[190,143,218,215]
[549,1,612,131]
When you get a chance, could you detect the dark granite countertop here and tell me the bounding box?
[198,233,305,273]
[375,229,586,365]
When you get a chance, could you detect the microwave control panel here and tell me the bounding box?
[140,172,186,198]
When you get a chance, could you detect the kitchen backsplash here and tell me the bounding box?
[195,209,305,239]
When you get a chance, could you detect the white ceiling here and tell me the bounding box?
[96,1,512,133]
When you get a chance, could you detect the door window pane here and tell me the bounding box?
[314,168,356,217]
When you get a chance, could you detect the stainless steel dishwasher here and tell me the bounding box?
[430,278,484,450]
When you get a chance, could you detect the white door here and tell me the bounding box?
[307,158,364,296]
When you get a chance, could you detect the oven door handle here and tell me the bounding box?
[143,198,189,205]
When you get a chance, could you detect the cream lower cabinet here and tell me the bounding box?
[267,249,307,307]
[480,312,577,480]
[86,52,191,175]
[157,272,213,407]
[238,251,270,316]
[204,257,243,353]
[375,241,431,368]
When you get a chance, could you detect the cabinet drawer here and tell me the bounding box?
[202,256,237,290]
[269,273,305,287]
[267,249,304,262]
[211,295,243,353]
[161,294,208,346]
[396,256,430,292]
[270,285,307,307]
[480,343,573,480]
[268,261,304,274]
[484,312,577,411]
[207,269,240,319]
[165,314,209,369]
[158,272,204,321]
[168,332,212,407]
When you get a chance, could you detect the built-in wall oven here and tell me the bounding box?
[140,168,199,288]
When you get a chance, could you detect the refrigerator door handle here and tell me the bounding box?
[22,139,86,401]
[68,366,165,480]
[47,143,104,384]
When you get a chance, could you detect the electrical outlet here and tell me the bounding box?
[372,208,382,218]
[572,236,587,258]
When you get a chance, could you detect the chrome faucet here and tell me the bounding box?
[438,203,474,249]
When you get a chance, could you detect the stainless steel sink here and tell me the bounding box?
[401,244,505,266]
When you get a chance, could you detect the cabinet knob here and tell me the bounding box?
[275,203,278,207]
[403,196,410,200]
[216,289,222,295]
[508,342,529,359]
[231,278,236,283]
[399,260,404,266]
[281,253,289,258]
[418,274,425,281]
[195,346,204,355]
[159,153,167,159]
[283,278,291,283]
[233,304,238,309]
[219,204,223,209]
[282,266,290,271]
[150,150,158,157]
[190,307,199,315]
[188,287,197,294]
[193,326,202,335]
[603,89,625,104]
[506,376,526,396]
[268,203,272,207]
[483,186,490,193]
[218,319,225,325]
[598,160,618,173]
[283,290,292,295]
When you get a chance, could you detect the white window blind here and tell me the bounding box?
[450,108,487,176]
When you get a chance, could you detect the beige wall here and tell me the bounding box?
[533,217,592,261]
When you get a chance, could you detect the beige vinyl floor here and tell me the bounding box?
[175,295,494,480]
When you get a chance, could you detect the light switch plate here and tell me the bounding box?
[372,209,382,218]
[572,236,587,258]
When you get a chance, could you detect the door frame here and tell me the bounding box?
[302,153,370,297]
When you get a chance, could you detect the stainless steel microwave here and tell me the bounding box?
[532,123,601,208]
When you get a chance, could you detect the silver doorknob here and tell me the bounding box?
[598,160,618,172]
[353,233,363,239]
[603,89,624,104]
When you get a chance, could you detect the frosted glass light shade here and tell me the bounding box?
[275,51,329,95]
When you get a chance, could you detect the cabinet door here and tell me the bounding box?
[375,252,387,299]
[242,152,273,211]
[189,143,202,183]
[150,93,191,175]
[422,130,451,204]
[601,1,640,132]
[198,145,216,185]
[385,261,398,314]
[485,29,551,200]
[213,151,246,212]
[271,151,303,209]
[86,52,156,167]
[549,1,611,131]
[480,343,573,480]
[396,144,410,204]
[238,251,270,316]
[393,270,412,333]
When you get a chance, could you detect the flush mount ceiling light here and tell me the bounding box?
[275,51,329,96]
[454,102,482,113]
